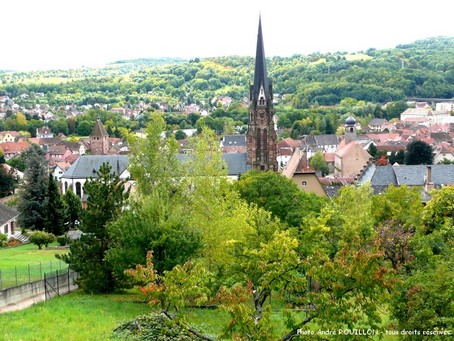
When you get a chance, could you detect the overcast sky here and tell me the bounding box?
[2,0,453,71]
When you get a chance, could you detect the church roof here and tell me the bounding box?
[90,118,109,137]
[62,155,129,179]
[251,16,270,103]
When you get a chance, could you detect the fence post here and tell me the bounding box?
[28,264,31,283]
[15,266,17,286]
[67,268,70,293]
[0,269,2,290]
[56,269,59,296]
[40,262,42,279]
[50,261,52,274]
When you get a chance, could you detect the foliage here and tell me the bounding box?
[43,173,67,235]
[234,170,325,227]
[28,231,56,249]
[58,163,130,293]
[112,313,204,340]
[404,139,434,165]
[63,188,82,230]
[107,196,201,286]
[309,151,329,176]
[0,233,7,247]
[16,145,49,230]
[0,163,17,197]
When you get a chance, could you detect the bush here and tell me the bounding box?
[57,235,68,246]
[112,313,204,340]
[0,233,7,247]
[28,231,56,249]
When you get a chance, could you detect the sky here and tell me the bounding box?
[2,0,454,71]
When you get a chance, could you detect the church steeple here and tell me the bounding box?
[251,16,271,107]
[246,16,278,172]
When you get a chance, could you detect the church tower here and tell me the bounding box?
[90,118,110,155]
[246,16,278,171]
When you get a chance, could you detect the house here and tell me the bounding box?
[52,161,72,181]
[221,135,247,153]
[281,148,327,196]
[304,134,339,158]
[0,203,19,239]
[368,118,389,132]
[358,164,454,201]
[0,131,20,143]
[277,137,301,169]
[334,116,373,178]
[0,141,31,160]
[60,155,130,198]
[36,126,54,138]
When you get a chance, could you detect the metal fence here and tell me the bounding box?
[0,260,68,290]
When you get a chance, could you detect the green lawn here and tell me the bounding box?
[0,243,69,289]
[0,290,152,341]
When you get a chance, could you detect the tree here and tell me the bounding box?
[0,163,17,197]
[367,143,378,158]
[63,189,82,230]
[404,139,434,165]
[17,145,49,230]
[43,173,67,235]
[58,163,130,293]
[234,170,325,227]
[309,151,329,176]
[29,231,56,249]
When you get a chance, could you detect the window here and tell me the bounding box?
[302,181,307,186]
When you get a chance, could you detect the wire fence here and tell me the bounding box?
[0,260,69,290]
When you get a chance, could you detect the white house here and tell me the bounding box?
[0,203,19,239]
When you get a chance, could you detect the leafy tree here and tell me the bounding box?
[63,189,82,230]
[58,163,130,293]
[17,145,49,230]
[174,129,187,140]
[234,170,325,227]
[28,231,56,249]
[43,173,67,235]
[404,139,434,165]
[309,151,329,176]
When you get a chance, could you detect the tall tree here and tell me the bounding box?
[404,139,434,165]
[63,189,82,230]
[43,173,67,235]
[17,145,49,230]
[58,163,129,293]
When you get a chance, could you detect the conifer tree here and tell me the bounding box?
[43,173,67,235]
[17,145,49,230]
[58,162,129,293]
[63,188,82,230]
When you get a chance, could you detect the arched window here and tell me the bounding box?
[75,182,82,198]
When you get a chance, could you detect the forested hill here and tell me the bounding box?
[0,36,453,109]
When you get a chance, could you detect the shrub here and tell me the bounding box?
[28,231,56,249]
[57,235,68,246]
[0,233,7,247]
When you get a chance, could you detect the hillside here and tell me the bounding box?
[0,36,453,109]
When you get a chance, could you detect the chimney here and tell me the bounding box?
[425,166,434,192]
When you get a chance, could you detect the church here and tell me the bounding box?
[246,17,278,171]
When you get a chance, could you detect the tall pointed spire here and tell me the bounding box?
[251,15,271,106]
[246,16,278,172]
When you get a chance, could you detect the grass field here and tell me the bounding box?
[0,290,152,341]
[0,243,69,289]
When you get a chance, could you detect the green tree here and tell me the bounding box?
[309,151,329,176]
[0,163,17,197]
[58,163,130,293]
[234,170,325,227]
[28,231,56,249]
[17,145,49,230]
[367,143,378,158]
[43,173,67,235]
[404,139,434,165]
[63,189,82,230]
